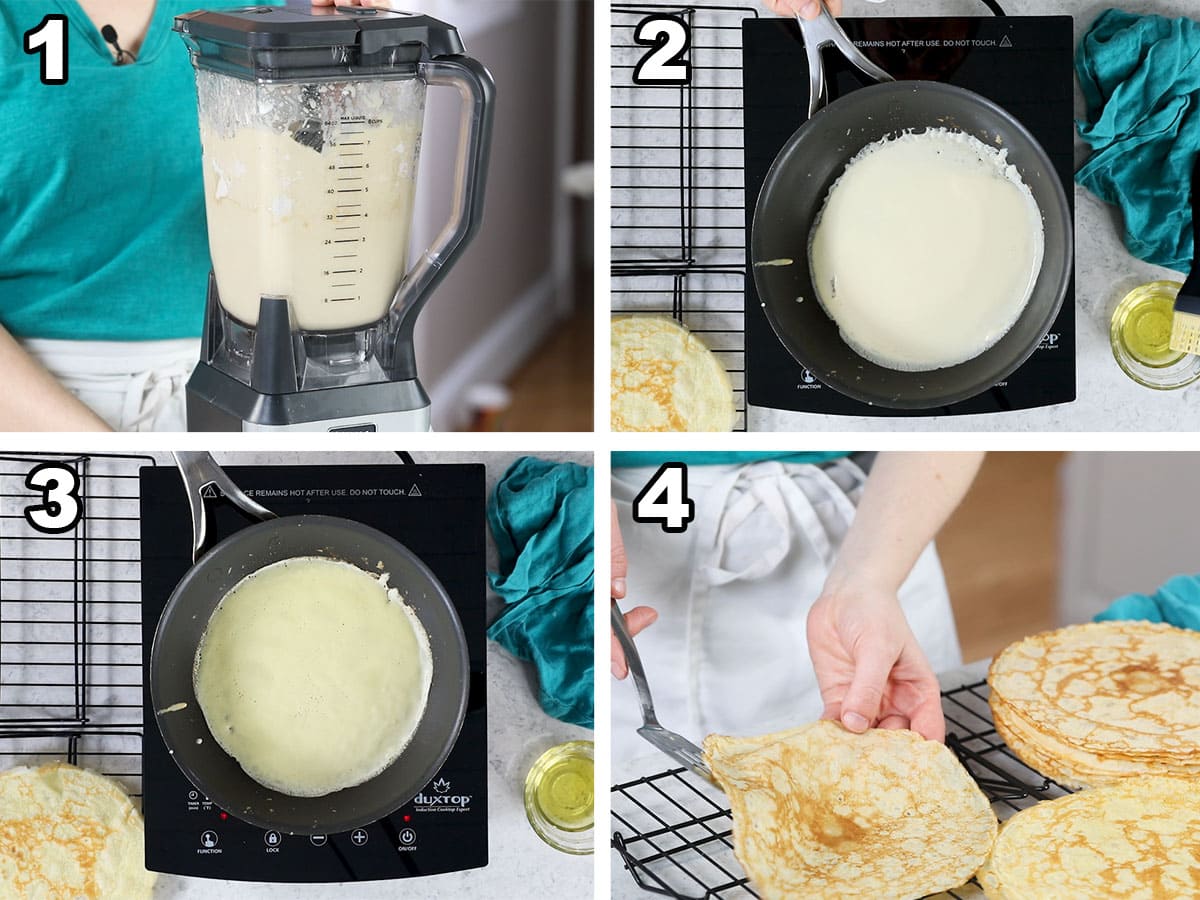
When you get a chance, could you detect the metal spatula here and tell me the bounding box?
[611,603,714,784]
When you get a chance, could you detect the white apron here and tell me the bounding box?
[22,337,199,432]
[611,458,962,768]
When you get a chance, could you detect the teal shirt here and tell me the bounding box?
[612,452,851,468]
[0,1,276,341]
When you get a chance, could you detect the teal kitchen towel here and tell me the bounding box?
[1076,9,1200,270]
[1095,574,1200,629]
[487,457,595,728]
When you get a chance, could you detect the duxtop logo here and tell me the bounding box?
[413,777,472,811]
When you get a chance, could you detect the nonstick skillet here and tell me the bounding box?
[751,3,1073,409]
[149,451,469,835]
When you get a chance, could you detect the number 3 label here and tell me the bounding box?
[24,14,69,86]
[25,463,82,534]
[633,463,695,534]
[633,15,690,86]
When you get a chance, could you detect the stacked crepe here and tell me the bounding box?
[988,621,1200,788]
[703,721,996,900]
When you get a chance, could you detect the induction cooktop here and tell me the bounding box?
[139,462,487,882]
[743,14,1076,417]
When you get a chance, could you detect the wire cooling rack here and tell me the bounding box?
[611,679,1074,899]
[0,453,155,801]
[611,3,756,431]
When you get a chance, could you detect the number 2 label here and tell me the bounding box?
[633,463,695,534]
[633,15,690,86]
[24,14,69,85]
[24,463,83,535]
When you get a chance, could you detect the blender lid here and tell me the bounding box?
[175,6,466,79]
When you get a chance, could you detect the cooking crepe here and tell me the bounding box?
[611,315,735,432]
[978,774,1200,899]
[703,721,996,900]
[988,621,1200,786]
[0,763,155,899]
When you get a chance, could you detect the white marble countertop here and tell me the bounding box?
[0,451,594,900]
[618,0,1200,431]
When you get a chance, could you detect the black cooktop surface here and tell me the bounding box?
[743,14,1076,417]
[140,463,487,882]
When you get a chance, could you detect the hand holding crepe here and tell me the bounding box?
[0,764,155,899]
[808,586,946,741]
[703,722,996,900]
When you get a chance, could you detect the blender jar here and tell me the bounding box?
[195,71,426,333]
[175,6,493,389]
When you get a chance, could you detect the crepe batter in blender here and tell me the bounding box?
[199,76,425,332]
[175,7,494,431]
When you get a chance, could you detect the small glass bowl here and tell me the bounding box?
[1110,280,1200,390]
[523,740,594,855]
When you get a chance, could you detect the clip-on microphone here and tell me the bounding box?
[100,24,136,65]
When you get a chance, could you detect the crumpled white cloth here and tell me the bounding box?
[22,337,199,432]
[612,459,962,767]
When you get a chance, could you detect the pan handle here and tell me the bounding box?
[798,2,894,120]
[172,451,277,563]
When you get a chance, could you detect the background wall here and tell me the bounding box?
[398,1,591,430]
[938,452,1065,662]
[1059,452,1200,623]
[938,451,1200,662]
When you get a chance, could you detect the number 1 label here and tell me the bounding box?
[24,14,69,86]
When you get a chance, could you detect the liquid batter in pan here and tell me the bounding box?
[809,128,1045,372]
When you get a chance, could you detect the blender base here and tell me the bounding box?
[186,363,432,432]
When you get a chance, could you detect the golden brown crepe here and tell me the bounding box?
[989,621,1200,787]
[703,721,996,900]
[611,315,735,432]
[0,763,155,899]
[978,775,1200,899]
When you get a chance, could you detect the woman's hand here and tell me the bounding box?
[611,501,657,679]
[807,579,945,741]
[763,0,843,19]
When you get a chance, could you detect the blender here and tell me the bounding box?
[174,6,494,431]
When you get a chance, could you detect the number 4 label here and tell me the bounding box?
[24,14,69,85]
[633,15,690,86]
[633,463,695,534]
[24,463,83,535]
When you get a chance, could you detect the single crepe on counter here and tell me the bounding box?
[0,763,156,899]
[978,774,1200,899]
[703,721,996,900]
[988,621,1200,788]
[611,315,735,432]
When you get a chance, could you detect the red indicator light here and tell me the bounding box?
[403,815,411,822]
[219,812,228,821]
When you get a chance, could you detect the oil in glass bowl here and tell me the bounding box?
[1110,281,1200,390]
[524,740,594,854]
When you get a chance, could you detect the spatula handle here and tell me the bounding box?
[611,602,660,729]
